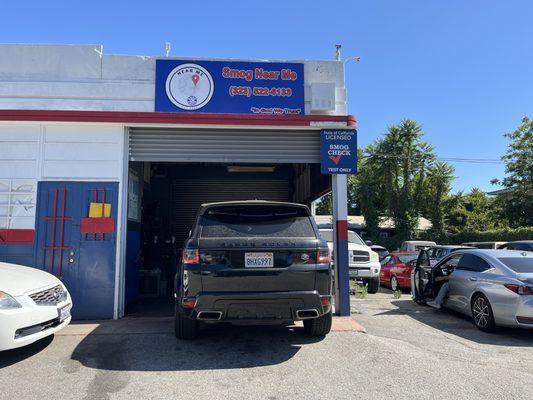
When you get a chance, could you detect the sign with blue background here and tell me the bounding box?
[155,59,304,114]
[320,129,358,174]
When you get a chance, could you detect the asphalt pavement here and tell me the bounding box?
[1,291,532,400]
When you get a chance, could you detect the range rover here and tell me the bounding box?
[174,201,333,340]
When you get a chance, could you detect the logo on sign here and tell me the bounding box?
[328,144,351,165]
[165,63,214,110]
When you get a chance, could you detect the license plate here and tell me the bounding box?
[58,304,71,322]
[350,269,358,276]
[245,252,274,268]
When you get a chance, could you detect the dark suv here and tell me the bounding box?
[174,200,333,339]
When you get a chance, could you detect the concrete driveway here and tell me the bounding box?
[1,293,532,400]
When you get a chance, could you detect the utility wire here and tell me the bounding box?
[364,154,504,164]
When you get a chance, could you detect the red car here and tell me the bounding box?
[379,252,419,291]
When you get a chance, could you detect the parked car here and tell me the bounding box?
[461,241,508,249]
[427,245,473,265]
[380,252,419,291]
[174,201,333,340]
[498,241,533,252]
[412,249,533,332]
[0,262,72,351]
[364,241,389,261]
[320,229,381,294]
[400,240,436,252]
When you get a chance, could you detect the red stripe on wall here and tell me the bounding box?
[336,220,348,241]
[0,229,35,244]
[0,109,356,127]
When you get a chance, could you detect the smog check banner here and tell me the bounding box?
[320,129,358,174]
[155,59,304,115]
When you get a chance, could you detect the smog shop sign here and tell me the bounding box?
[320,129,358,174]
[155,59,304,114]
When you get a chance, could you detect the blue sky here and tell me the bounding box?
[1,1,531,192]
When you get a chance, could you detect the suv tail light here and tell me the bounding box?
[317,249,332,264]
[181,298,197,308]
[182,248,200,264]
[504,284,533,295]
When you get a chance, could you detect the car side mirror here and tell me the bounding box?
[365,240,373,246]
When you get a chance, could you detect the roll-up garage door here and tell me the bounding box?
[129,127,320,163]
[171,178,290,244]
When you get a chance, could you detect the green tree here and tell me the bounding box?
[354,151,386,238]
[315,193,331,215]
[492,117,533,227]
[424,161,455,234]
[366,119,437,241]
[445,189,507,232]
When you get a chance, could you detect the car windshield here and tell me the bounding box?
[199,205,316,238]
[498,257,533,273]
[319,230,333,242]
[348,231,365,245]
[319,230,365,245]
[398,254,418,263]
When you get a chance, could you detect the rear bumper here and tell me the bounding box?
[489,294,533,329]
[179,291,331,323]
[514,296,533,328]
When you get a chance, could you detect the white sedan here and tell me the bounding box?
[0,262,72,351]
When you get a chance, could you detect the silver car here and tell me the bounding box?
[412,249,533,332]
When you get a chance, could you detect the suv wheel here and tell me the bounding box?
[174,308,199,340]
[471,294,496,332]
[367,277,380,294]
[303,311,332,336]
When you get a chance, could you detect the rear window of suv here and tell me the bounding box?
[199,205,316,238]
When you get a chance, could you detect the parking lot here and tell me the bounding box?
[1,291,532,400]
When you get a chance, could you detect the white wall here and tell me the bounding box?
[0,122,125,230]
[0,124,39,229]
[0,44,347,115]
[41,124,123,180]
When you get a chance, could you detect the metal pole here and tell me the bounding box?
[332,174,350,316]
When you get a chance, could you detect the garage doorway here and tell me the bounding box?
[123,125,329,317]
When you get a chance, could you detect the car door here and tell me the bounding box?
[433,253,463,311]
[412,250,431,302]
[394,256,409,287]
[448,254,492,312]
[397,257,417,288]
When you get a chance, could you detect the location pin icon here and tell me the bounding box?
[192,74,200,86]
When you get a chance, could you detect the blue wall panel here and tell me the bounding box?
[0,243,35,267]
[35,181,118,320]
[125,229,140,306]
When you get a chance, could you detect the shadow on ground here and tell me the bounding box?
[70,323,324,372]
[380,299,533,347]
[0,335,54,368]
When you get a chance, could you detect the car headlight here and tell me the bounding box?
[58,286,68,303]
[370,251,379,262]
[0,291,22,309]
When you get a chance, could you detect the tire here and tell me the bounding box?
[471,293,496,333]
[390,276,399,292]
[174,309,199,340]
[303,311,332,336]
[367,277,380,294]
